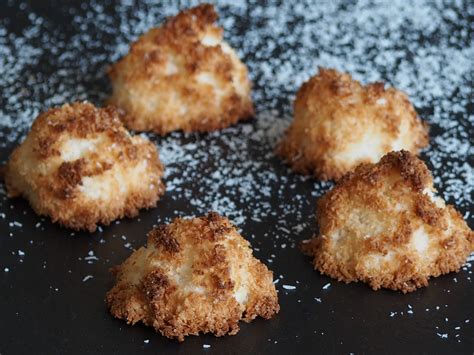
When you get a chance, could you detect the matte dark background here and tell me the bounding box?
[0,1,473,354]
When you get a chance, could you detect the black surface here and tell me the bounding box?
[0,1,473,354]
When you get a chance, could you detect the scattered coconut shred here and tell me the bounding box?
[0,0,472,346]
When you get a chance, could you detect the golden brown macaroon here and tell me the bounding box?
[301,150,473,293]
[108,4,254,134]
[4,102,165,232]
[106,212,279,341]
[278,68,429,180]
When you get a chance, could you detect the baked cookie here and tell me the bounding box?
[4,102,165,232]
[278,68,429,180]
[106,212,279,341]
[108,4,254,134]
[301,150,473,293]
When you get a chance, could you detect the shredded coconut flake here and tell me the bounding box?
[82,275,94,282]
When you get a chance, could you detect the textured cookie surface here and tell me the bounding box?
[106,212,279,341]
[108,4,254,134]
[302,151,473,293]
[278,68,429,180]
[4,102,165,232]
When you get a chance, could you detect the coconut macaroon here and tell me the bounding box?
[4,102,165,232]
[278,68,429,180]
[108,4,254,134]
[301,151,473,293]
[106,212,279,341]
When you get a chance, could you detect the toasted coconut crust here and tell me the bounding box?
[4,102,165,232]
[106,212,279,341]
[278,68,429,180]
[108,4,254,135]
[301,151,473,293]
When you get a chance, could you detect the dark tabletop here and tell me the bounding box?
[0,1,473,354]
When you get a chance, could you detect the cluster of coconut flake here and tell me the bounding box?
[4,102,165,232]
[302,151,473,293]
[106,212,279,341]
[278,69,429,180]
[108,4,254,135]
